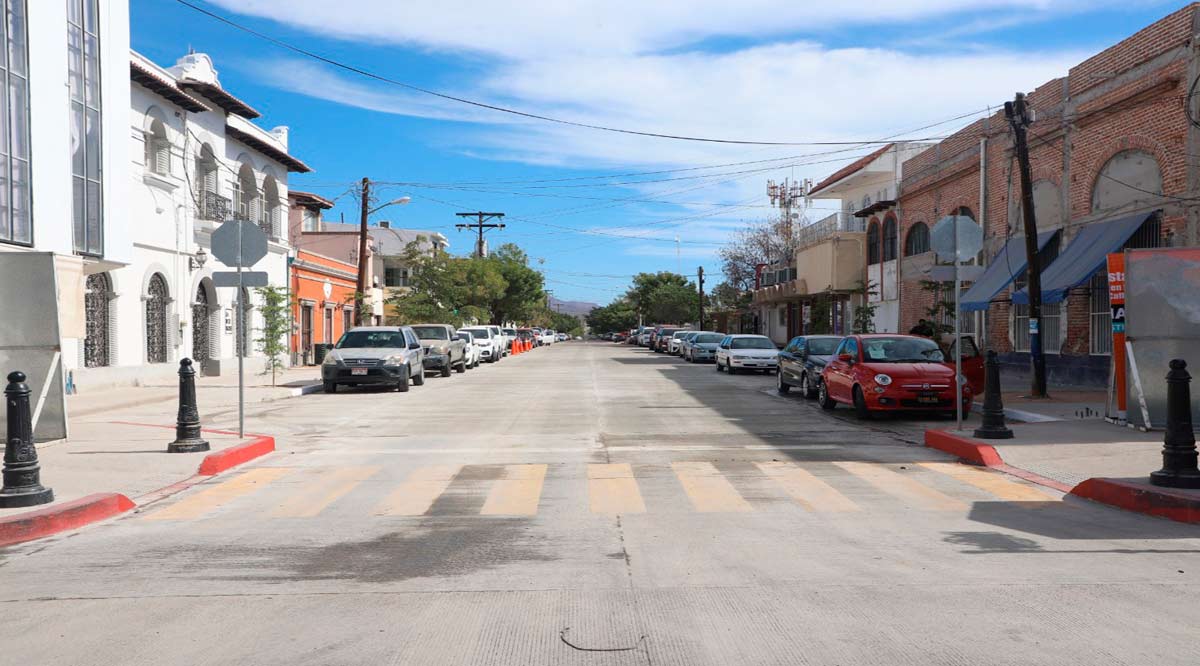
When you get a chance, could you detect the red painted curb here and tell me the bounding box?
[1070,478,1200,523]
[924,429,1004,467]
[0,493,135,547]
[197,435,275,476]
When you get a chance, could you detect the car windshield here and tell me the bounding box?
[411,326,449,340]
[456,333,472,342]
[808,338,840,355]
[696,333,724,343]
[336,331,405,349]
[672,331,689,339]
[861,336,946,363]
[502,329,516,335]
[463,328,491,338]
[731,337,775,350]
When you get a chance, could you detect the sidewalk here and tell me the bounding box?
[0,369,319,546]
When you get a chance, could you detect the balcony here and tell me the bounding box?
[198,192,231,222]
[796,211,865,250]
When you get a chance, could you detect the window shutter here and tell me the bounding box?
[155,140,170,175]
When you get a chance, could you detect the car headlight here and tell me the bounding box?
[874,373,892,386]
[322,353,338,366]
[384,355,405,366]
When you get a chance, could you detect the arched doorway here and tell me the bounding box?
[146,273,169,364]
[192,282,212,373]
[84,272,111,367]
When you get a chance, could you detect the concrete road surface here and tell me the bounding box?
[2,343,1199,665]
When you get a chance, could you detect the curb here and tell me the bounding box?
[1070,478,1200,524]
[924,429,1004,467]
[971,401,1062,423]
[197,435,275,475]
[0,493,135,548]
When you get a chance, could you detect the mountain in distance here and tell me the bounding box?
[548,295,598,317]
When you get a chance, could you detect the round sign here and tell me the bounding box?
[930,215,983,263]
[322,279,332,299]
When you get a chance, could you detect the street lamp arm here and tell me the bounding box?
[367,196,411,215]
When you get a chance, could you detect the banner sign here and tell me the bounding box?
[1106,253,1126,419]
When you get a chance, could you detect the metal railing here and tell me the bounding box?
[198,192,231,221]
[795,211,864,250]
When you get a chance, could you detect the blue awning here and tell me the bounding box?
[1012,212,1151,305]
[960,230,1058,312]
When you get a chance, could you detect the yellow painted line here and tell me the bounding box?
[671,461,752,513]
[269,466,381,518]
[756,461,861,512]
[143,467,293,520]
[480,464,548,516]
[374,465,462,516]
[918,462,1059,502]
[588,463,646,514]
[834,461,967,511]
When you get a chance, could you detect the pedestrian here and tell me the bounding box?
[909,319,934,337]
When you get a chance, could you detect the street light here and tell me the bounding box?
[368,196,411,216]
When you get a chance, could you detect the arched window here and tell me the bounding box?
[234,163,260,223]
[84,272,112,367]
[143,118,170,176]
[1091,150,1162,212]
[192,282,213,373]
[955,206,975,221]
[866,221,881,265]
[196,144,222,220]
[882,217,898,262]
[146,273,170,364]
[905,222,930,256]
[261,175,281,239]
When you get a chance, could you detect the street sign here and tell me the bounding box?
[210,219,268,268]
[931,215,983,263]
[211,270,268,288]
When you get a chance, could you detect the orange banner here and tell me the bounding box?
[1106,253,1126,417]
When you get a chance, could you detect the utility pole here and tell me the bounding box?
[455,212,506,258]
[1005,92,1048,397]
[697,265,706,330]
[354,177,370,326]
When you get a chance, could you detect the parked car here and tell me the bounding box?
[715,335,779,373]
[777,335,842,398]
[654,327,683,352]
[626,328,640,344]
[613,332,627,343]
[531,327,546,346]
[677,331,700,357]
[501,327,518,353]
[557,332,569,342]
[638,327,655,347]
[411,324,468,376]
[684,332,725,362]
[939,334,985,394]
[818,334,973,419]
[456,330,481,369]
[517,328,537,346]
[321,326,425,393]
[460,325,503,363]
[485,325,509,357]
[667,330,691,355]
[542,329,557,345]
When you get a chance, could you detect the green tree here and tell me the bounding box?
[646,281,699,324]
[586,299,638,333]
[255,285,290,386]
[487,244,545,325]
[627,272,692,322]
[850,281,879,334]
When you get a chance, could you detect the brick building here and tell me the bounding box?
[896,4,1199,387]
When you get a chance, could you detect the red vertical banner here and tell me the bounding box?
[1106,253,1126,419]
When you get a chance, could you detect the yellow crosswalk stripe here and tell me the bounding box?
[588,463,646,514]
[918,462,1059,502]
[269,466,381,518]
[480,464,548,515]
[834,461,967,511]
[671,461,753,513]
[143,467,293,520]
[756,461,861,512]
[374,465,462,516]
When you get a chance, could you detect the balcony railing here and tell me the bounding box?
[795,211,864,250]
[198,192,231,222]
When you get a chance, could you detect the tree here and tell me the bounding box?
[627,272,692,321]
[646,281,699,324]
[717,217,799,294]
[850,281,879,334]
[586,299,638,333]
[255,285,290,386]
[487,244,545,325]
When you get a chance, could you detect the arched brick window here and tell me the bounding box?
[866,221,880,265]
[904,222,930,256]
[882,217,897,262]
[1091,150,1161,213]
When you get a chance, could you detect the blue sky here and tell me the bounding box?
[132,0,1186,305]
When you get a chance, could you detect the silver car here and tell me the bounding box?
[321,326,425,393]
[684,331,726,363]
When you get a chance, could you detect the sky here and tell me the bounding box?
[132,0,1187,305]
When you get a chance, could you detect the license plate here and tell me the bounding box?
[917,395,939,404]
[351,367,368,376]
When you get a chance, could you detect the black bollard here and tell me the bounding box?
[168,358,210,453]
[0,371,54,507]
[1150,359,1200,488]
[974,350,1013,439]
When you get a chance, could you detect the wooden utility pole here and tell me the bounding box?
[354,177,370,326]
[1005,93,1048,397]
[697,265,706,330]
[455,212,506,258]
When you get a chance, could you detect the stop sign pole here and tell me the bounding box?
[210,219,269,438]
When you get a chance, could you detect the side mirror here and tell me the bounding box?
[409,342,421,350]
[837,353,853,363]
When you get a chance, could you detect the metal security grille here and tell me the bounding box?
[146,273,169,363]
[192,284,211,371]
[84,272,110,367]
[237,287,253,357]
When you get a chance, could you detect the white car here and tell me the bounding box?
[715,334,780,374]
[668,330,691,355]
[486,325,509,357]
[459,326,503,363]
[456,330,481,369]
[541,329,557,345]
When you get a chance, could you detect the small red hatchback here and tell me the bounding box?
[818,334,972,419]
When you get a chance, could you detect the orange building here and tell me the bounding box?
[291,249,358,365]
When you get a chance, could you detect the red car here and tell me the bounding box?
[817,334,972,419]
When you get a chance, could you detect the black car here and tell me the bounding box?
[776,335,842,398]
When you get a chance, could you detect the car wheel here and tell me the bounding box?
[412,364,425,386]
[776,370,790,394]
[455,357,466,373]
[323,381,337,394]
[716,358,724,372]
[800,372,816,400]
[818,382,837,411]
[396,366,410,392]
[852,386,872,420]
[440,362,452,377]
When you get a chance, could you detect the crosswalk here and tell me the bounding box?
[142,460,1061,522]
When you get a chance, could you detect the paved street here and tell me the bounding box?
[3,343,1199,665]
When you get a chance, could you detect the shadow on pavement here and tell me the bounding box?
[962,499,1200,543]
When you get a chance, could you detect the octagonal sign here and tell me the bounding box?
[931,215,983,264]
[210,219,268,268]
